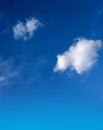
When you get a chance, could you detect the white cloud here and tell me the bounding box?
[54,38,102,74]
[13,17,41,40]
[0,58,20,87]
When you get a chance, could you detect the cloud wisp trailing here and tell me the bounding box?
[0,58,20,87]
[54,38,102,74]
[13,17,42,41]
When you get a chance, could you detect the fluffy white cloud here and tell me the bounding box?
[13,17,41,40]
[54,38,102,74]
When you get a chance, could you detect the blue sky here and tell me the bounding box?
[0,0,103,129]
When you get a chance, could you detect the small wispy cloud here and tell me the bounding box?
[97,8,103,20]
[0,58,20,87]
[54,38,102,74]
[13,17,42,41]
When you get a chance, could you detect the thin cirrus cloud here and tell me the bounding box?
[0,58,20,87]
[54,38,102,74]
[13,17,42,40]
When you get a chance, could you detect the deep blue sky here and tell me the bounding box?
[0,0,103,130]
